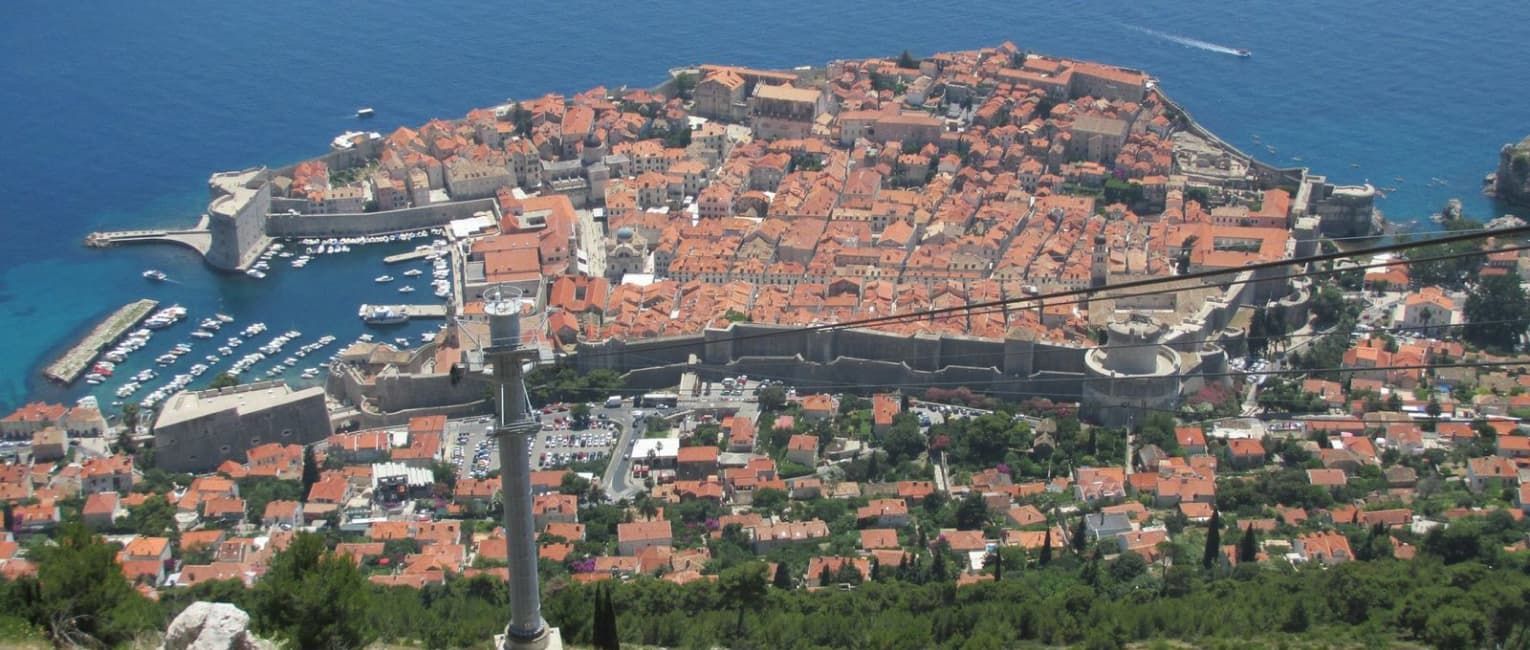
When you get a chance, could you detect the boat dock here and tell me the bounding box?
[44,299,159,384]
[376,304,448,318]
[383,249,433,264]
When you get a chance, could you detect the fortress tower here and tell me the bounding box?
[205,169,273,271]
[1082,313,1182,427]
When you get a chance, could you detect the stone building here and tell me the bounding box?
[152,381,329,473]
[205,169,272,271]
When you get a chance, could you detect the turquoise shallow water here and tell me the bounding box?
[1,0,1526,411]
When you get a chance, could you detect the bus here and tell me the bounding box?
[637,392,679,409]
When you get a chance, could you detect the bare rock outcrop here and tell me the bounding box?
[1488,135,1530,207]
[160,602,274,650]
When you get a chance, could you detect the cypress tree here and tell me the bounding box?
[773,562,792,589]
[992,552,1004,581]
[1039,528,1053,566]
[1072,515,1088,553]
[931,549,948,582]
[1283,599,1310,633]
[1,503,11,533]
[301,445,320,499]
[592,582,619,650]
[1202,509,1222,570]
[1237,524,1258,564]
[819,565,833,588]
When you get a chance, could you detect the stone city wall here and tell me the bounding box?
[265,198,497,238]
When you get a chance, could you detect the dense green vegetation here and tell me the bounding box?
[11,519,1530,649]
[1465,272,1530,352]
[523,364,623,406]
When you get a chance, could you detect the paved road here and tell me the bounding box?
[575,210,607,279]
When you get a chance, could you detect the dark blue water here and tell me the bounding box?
[2,0,1526,412]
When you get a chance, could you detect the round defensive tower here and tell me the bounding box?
[1083,313,1182,427]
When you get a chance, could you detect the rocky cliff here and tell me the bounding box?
[1490,135,1530,207]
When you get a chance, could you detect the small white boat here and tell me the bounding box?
[143,269,168,282]
[375,275,394,283]
[191,330,215,339]
[398,286,416,293]
[403,269,423,277]
[356,107,375,118]
[246,269,267,279]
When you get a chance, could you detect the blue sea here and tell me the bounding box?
[1,0,1526,413]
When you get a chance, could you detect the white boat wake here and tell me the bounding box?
[1125,24,1248,57]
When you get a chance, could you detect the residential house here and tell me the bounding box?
[1295,531,1353,565]
[749,519,830,553]
[858,499,911,528]
[1083,512,1133,541]
[82,491,121,529]
[80,455,135,495]
[262,500,303,529]
[1466,456,1518,493]
[872,394,901,436]
[805,556,870,588]
[785,435,819,466]
[617,520,673,556]
[676,445,720,480]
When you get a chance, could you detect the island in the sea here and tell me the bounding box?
[79,42,1383,441]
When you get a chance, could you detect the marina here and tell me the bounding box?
[43,299,159,384]
[34,231,457,411]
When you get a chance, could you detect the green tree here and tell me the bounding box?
[897,49,918,69]
[1282,599,1310,633]
[1039,527,1053,566]
[1108,551,1148,584]
[954,491,989,530]
[591,582,619,650]
[1465,273,1530,351]
[758,385,787,410]
[882,418,927,464]
[251,532,374,649]
[1309,285,1350,328]
[208,372,240,389]
[301,445,319,499]
[1071,516,1088,554]
[31,523,160,647]
[571,402,593,429]
[1202,509,1222,570]
[125,494,177,538]
[719,562,768,636]
[772,561,793,589]
[751,487,788,516]
[1237,524,1258,564]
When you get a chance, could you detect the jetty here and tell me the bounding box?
[373,304,448,318]
[45,299,159,384]
[85,216,212,257]
[383,249,434,264]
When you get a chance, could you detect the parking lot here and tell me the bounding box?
[531,405,620,470]
[445,416,500,481]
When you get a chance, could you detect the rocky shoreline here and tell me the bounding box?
[1485,134,1530,208]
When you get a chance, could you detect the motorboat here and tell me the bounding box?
[1235,49,1251,57]
[403,268,423,277]
[246,269,267,279]
[398,286,416,293]
[356,107,375,118]
[143,269,168,282]
[359,304,409,325]
[375,275,394,283]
